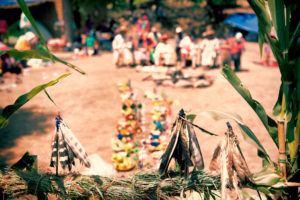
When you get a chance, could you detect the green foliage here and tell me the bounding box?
[0,73,71,129]
[0,0,86,129]
[17,0,48,50]
[221,66,278,147]
[246,0,300,172]
[208,0,236,6]
[199,110,272,165]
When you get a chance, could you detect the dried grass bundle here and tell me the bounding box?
[0,170,220,199]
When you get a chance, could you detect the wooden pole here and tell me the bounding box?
[55,132,59,176]
[278,120,287,182]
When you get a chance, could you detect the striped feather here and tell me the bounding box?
[59,120,91,168]
[50,133,59,168]
[59,132,76,171]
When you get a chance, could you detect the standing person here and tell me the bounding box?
[226,32,245,72]
[112,26,133,67]
[136,14,150,36]
[175,27,183,66]
[263,41,271,65]
[85,31,98,56]
[179,34,198,68]
[147,27,161,64]
[199,26,220,70]
[153,34,175,66]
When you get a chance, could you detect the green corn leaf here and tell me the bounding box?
[44,89,56,106]
[199,110,272,164]
[247,0,272,54]
[186,114,196,122]
[17,0,48,50]
[282,82,293,121]
[222,66,278,147]
[288,36,300,61]
[289,22,300,48]
[287,112,300,169]
[268,0,287,54]
[1,49,85,74]
[287,120,298,168]
[0,73,71,129]
[253,166,281,186]
[273,84,283,117]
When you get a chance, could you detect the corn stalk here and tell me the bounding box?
[222,0,299,199]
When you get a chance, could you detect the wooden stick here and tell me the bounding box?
[278,120,287,182]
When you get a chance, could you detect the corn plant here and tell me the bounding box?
[0,0,85,128]
[221,0,299,199]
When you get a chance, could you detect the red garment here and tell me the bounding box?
[227,37,245,54]
[0,20,7,33]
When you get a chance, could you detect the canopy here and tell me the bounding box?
[224,13,258,34]
[0,0,48,8]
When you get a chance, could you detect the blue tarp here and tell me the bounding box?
[224,13,258,34]
[0,0,46,7]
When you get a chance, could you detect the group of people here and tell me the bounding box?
[112,19,245,72]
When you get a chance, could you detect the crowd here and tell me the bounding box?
[0,12,247,87]
[112,14,246,72]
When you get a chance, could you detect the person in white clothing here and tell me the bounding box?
[179,34,198,68]
[153,34,175,66]
[199,26,219,69]
[112,26,133,67]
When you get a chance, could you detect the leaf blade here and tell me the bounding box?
[199,110,272,164]
[0,73,71,129]
[221,66,278,147]
[17,0,48,50]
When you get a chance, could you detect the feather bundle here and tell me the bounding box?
[50,115,91,172]
[159,109,206,177]
[210,122,252,200]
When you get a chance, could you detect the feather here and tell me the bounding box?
[50,133,59,168]
[220,137,229,200]
[159,109,193,177]
[159,118,181,175]
[59,131,76,171]
[231,134,252,184]
[59,120,91,168]
[178,122,193,167]
[177,123,193,177]
[187,122,204,170]
[209,143,221,172]
[220,122,252,199]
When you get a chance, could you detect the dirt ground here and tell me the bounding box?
[0,42,280,176]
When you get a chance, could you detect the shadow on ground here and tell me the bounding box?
[0,107,53,169]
